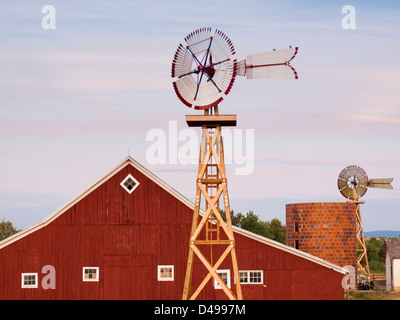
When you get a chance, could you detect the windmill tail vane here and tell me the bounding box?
[237,46,299,79]
[368,178,393,190]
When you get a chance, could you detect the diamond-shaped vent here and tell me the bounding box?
[120,174,140,194]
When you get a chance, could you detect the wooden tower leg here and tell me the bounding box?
[348,200,369,279]
[354,201,370,278]
[182,109,242,300]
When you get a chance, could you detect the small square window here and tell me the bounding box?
[158,265,174,281]
[239,271,248,283]
[21,273,38,288]
[249,271,262,283]
[120,174,140,194]
[214,269,231,289]
[238,271,263,284]
[83,267,99,282]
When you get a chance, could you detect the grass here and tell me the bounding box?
[348,288,400,300]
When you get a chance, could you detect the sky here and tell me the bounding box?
[0,0,399,232]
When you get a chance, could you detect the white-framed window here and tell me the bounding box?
[120,174,140,194]
[158,265,174,281]
[239,270,263,284]
[82,267,99,282]
[21,273,38,288]
[214,269,231,289]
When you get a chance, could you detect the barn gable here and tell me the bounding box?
[0,156,194,248]
[0,156,347,300]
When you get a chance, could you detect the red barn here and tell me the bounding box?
[0,157,347,300]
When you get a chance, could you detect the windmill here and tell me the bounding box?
[172,27,298,300]
[337,165,393,281]
[172,28,298,110]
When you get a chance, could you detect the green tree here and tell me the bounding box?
[366,237,385,273]
[0,219,19,241]
[220,210,286,244]
[239,211,268,237]
[269,218,286,244]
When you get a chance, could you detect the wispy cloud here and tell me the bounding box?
[0,49,171,95]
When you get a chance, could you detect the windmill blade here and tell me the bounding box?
[339,185,352,199]
[242,47,298,79]
[338,177,349,191]
[355,184,367,197]
[368,178,394,189]
[346,165,360,178]
[357,172,369,187]
[350,187,360,200]
[173,76,223,109]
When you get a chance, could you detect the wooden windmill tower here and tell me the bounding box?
[338,165,393,279]
[171,27,298,300]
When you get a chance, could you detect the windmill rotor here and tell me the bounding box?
[171,27,299,110]
[171,27,237,110]
[337,165,393,200]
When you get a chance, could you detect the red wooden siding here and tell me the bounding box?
[0,159,345,300]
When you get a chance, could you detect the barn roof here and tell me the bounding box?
[384,239,400,260]
[0,156,347,274]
